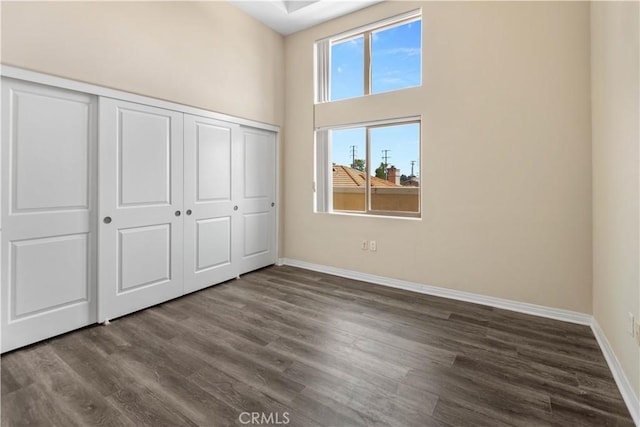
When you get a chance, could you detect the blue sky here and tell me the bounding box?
[330,20,421,178]
[332,123,420,178]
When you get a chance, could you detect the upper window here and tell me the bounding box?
[331,36,365,101]
[317,10,422,103]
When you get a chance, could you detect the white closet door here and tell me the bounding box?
[238,127,277,274]
[1,79,97,352]
[183,115,240,293]
[98,98,183,322]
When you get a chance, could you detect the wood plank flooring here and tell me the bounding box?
[1,266,634,426]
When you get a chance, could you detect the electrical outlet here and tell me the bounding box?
[361,240,368,250]
[628,313,635,336]
[369,240,377,252]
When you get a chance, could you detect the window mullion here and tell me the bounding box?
[314,39,331,103]
[364,31,371,96]
[365,126,371,213]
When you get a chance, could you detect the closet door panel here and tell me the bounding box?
[184,115,239,293]
[12,234,89,317]
[238,128,277,273]
[1,79,97,352]
[13,91,89,211]
[119,109,171,206]
[98,98,183,322]
[243,212,270,256]
[196,217,231,271]
[119,224,171,291]
[197,124,232,201]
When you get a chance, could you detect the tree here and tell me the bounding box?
[352,159,365,172]
[375,162,387,180]
[400,174,409,183]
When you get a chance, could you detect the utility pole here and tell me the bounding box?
[410,160,416,176]
[349,145,357,168]
[381,150,391,180]
[381,150,391,166]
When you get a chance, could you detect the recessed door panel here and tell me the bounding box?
[1,79,97,353]
[119,224,171,292]
[99,98,183,322]
[197,124,231,202]
[119,110,171,207]
[244,135,271,199]
[13,91,89,212]
[197,217,231,271]
[184,115,239,293]
[243,213,269,257]
[11,234,88,318]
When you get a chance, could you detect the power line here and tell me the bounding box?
[349,145,357,168]
[381,150,391,180]
[381,150,391,166]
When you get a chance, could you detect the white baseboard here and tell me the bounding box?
[279,258,638,426]
[591,319,640,425]
[280,258,591,325]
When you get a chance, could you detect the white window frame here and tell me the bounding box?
[315,116,421,218]
[315,9,422,103]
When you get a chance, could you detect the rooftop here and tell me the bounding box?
[333,165,400,188]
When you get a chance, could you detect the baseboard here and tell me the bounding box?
[279,258,638,424]
[591,319,640,425]
[280,258,591,325]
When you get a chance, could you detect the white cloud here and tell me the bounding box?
[378,77,405,84]
[376,47,421,57]
[371,68,420,87]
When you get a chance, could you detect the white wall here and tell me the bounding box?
[1,1,285,126]
[591,0,640,400]
[285,1,593,313]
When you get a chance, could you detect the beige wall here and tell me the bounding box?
[285,1,593,313]
[1,1,285,126]
[2,0,635,404]
[591,1,640,399]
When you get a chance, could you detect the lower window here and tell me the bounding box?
[315,118,420,218]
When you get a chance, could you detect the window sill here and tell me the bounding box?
[315,211,422,221]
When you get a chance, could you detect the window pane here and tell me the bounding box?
[331,36,364,101]
[369,123,420,213]
[331,128,366,212]
[371,20,422,94]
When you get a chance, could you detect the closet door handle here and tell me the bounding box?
[103,216,112,224]
[233,205,238,211]
[271,202,275,207]
[186,209,192,216]
[175,210,181,217]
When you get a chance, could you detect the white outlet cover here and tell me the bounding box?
[370,241,377,251]
[628,312,635,336]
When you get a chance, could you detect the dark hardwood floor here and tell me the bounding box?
[1,266,634,426]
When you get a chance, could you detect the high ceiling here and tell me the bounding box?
[228,0,382,35]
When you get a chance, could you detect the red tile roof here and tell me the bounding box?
[332,165,400,187]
